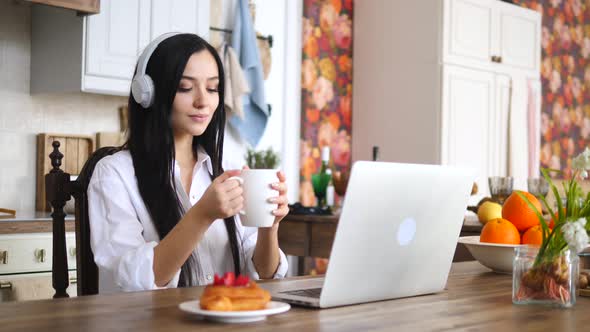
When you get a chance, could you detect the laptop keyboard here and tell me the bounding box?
[281,287,323,298]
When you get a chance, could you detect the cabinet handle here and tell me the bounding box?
[0,281,12,290]
[497,56,503,63]
[69,247,76,257]
[35,249,46,263]
[0,250,7,264]
[69,277,77,285]
[491,55,499,63]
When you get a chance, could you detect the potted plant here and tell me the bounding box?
[513,148,590,307]
[244,147,280,169]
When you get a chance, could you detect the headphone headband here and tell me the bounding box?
[135,32,182,78]
[131,32,182,108]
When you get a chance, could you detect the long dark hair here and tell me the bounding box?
[125,33,241,286]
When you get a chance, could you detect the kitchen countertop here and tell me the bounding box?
[0,212,75,234]
[0,211,74,222]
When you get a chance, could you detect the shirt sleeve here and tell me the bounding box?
[88,161,181,292]
[238,216,289,279]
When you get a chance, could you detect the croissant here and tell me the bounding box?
[200,273,271,311]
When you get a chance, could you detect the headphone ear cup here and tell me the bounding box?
[131,75,155,109]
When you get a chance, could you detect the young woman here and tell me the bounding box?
[87,33,289,293]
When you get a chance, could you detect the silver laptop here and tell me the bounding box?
[273,161,474,308]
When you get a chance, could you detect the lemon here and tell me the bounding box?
[477,201,502,224]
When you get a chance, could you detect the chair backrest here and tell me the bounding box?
[46,141,121,298]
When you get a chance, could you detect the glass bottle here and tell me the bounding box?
[372,146,380,161]
[326,169,335,207]
[320,146,330,174]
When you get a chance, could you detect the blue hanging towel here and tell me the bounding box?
[230,0,269,148]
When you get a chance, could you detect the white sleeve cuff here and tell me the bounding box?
[244,247,289,280]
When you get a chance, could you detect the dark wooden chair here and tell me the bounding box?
[46,141,121,298]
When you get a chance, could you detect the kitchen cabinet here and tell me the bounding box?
[151,0,210,40]
[444,0,495,70]
[497,5,541,72]
[31,0,210,96]
[441,66,512,194]
[0,233,77,302]
[443,0,541,73]
[0,271,77,302]
[24,0,100,14]
[352,0,540,195]
[441,66,495,194]
[82,0,150,92]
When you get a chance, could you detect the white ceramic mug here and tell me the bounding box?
[228,169,278,228]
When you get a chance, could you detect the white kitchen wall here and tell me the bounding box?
[212,0,301,202]
[0,2,125,213]
[213,0,286,157]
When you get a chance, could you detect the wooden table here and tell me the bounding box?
[278,214,483,273]
[278,214,338,273]
[0,262,587,331]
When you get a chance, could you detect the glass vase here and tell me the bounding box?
[512,246,579,308]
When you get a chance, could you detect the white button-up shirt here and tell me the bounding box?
[87,149,288,294]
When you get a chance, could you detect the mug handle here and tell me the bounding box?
[227,176,246,216]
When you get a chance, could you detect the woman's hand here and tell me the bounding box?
[268,170,289,226]
[252,169,289,278]
[193,170,244,222]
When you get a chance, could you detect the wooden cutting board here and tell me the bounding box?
[36,133,95,212]
[96,132,126,149]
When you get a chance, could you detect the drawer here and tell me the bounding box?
[0,271,77,302]
[0,233,77,275]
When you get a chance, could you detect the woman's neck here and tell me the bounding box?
[174,133,196,167]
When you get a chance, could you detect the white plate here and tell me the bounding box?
[178,300,291,323]
[458,236,523,274]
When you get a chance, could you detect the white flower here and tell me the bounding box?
[562,218,589,253]
[572,147,590,171]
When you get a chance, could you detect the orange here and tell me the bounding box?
[480,218,521,245]
[549,213,556,229]
[501,191,542,231]
[548,208,566,229]
[522,225,543,246]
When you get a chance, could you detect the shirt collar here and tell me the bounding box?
[172,146,214,176]
[196,145,214,176]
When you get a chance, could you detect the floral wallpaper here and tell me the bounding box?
[300,0,353,206]
[515,0,590,178]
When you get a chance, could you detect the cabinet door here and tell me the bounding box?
[444,0,495,69]
[83,0,151,94]
[0,233,75,275]
[490,74,511,178]
[151,0,210,40]
[442,65,495,195]
[497,5,541,72]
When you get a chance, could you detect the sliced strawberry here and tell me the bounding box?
[234,275,250,286]
[213,274,224,286]
[223,272,235,286]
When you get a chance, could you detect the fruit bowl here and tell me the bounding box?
[458,236,524,274]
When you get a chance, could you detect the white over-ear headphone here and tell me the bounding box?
[131,32,182,108]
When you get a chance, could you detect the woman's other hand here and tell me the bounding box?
[269,170,289,226]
